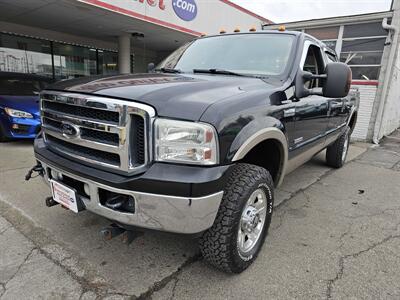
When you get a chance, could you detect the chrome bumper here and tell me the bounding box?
[39,160,224,234]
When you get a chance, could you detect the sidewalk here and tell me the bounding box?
[0,216,84,299]
[0,129,399,299]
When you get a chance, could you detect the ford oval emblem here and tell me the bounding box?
[172,0,197,21]
[61,122,80,139]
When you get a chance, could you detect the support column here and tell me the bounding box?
[118,33,131,74]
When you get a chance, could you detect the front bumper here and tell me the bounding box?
[34,138,231,234]
[0,115,41,139]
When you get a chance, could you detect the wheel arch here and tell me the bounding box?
[231,127,288,187]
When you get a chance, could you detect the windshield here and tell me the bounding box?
[0,78,50,96]
[158,33,295,77]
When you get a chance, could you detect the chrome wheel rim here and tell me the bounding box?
[237,188,267,256]
[342,136,349,162]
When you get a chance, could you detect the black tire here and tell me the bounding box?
[0,125,10,142]
[199,163,274,273]
[326,126,351,168]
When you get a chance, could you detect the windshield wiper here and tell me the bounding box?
[193,68,245,77]
[157,67,182,74]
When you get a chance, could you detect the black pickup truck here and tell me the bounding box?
[32,30,358,273]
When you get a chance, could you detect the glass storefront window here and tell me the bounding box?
[53,43,97,79]
[342,38,386,52]
[340,51,383,65]
[348,66,380,80]
[0,34,53,77]
[343,22,388,38]
[98,50,118,75]
[0,33,120,79]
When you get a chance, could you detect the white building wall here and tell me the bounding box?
[351,85,378,140]
[371,0,400,141]
[380,37,400,136]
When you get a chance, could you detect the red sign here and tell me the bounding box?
[134,0,165,10]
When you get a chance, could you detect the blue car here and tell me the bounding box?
[0,72,52,142]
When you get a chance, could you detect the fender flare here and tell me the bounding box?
[232,127,288,187]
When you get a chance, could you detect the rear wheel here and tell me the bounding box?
[199,163,274,273]
[326,126,350,168]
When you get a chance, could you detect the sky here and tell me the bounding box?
[230,0,393,23]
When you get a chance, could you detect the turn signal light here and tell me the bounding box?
[278,25,286,32]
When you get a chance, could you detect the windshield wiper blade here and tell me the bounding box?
[157,67,182,73]
[193,68,245,77]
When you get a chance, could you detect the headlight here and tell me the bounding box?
[155,119,218,165]
[4,107,33,119]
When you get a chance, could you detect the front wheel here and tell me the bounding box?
[326,126,351,168]
[199,163,274,273]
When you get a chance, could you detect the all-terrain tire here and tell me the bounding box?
[199,163,274,273]
[326,125,351,168]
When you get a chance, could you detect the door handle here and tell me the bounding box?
[284,108,295,117]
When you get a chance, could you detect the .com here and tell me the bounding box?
[173,0,196,13]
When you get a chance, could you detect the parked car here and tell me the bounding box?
[30,30,359,273]
[0,72,52,141]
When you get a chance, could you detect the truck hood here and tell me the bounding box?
[48,73,276,120]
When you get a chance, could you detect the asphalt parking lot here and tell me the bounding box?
[1,131,400,299]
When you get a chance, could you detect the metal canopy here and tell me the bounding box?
[0,0,193,51]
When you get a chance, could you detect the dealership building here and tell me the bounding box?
[0,0,269,78]
[1,0,399,143]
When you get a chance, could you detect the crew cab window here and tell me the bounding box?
[303,44,325,89]
[326,52,337,63]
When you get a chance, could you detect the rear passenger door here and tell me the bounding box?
[291,42,329,152]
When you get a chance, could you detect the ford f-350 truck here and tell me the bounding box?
[31,30,358,273]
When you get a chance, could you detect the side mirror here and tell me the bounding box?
[147,62,155,73]
[295,62,352,99]
[295,69,314,99]
[323,62,352,98]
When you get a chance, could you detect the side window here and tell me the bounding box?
[303,44,325,89]
[326,52,338,63]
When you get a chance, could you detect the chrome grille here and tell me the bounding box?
[42,100,119,123]
[40,91,155,174]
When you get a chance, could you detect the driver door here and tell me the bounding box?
[291,42,329,154]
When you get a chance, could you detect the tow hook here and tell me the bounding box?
[100,223,143,245]
[25,163,44,181]
[45,196,59,207]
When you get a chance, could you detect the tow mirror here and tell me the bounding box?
[323,62,352,98]
[295,62,352,99]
